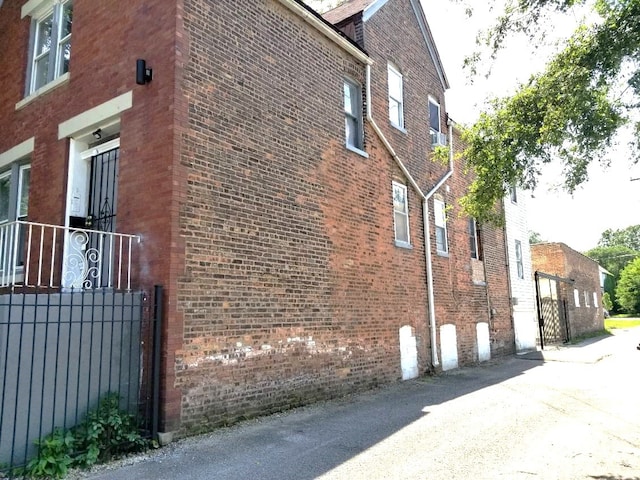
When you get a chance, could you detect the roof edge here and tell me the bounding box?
[362,0,449,90]
[279,0,372,64]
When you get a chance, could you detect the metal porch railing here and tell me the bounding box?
[0,221,139,290]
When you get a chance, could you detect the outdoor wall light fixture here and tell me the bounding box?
[136,59,153,85]
[92,128,102,140]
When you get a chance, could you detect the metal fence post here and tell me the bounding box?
[152,285,163,441]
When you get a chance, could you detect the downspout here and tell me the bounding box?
[365,65,453,368]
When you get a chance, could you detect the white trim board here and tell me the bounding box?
[0,138,35,169]
[58,91,133,140]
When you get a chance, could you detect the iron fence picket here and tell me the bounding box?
[0,286,160,477]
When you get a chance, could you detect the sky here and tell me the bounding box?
[419,0,640,252]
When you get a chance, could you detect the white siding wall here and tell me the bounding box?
[504,190,538,351]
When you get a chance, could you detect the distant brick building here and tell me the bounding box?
[0,0,514,443]
[531,243,604,342]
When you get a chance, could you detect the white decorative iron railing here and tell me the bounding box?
[0,221,139,290]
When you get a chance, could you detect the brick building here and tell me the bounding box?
[0,0,514,448]
[531,242,604,343]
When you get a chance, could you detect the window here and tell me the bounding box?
[584,291,590,307]
[392,182,410,245]
[509,186,518,203]
[0,163,31,268]
[515,240,524,279]
[387,64,404,129]
[27,0,73,94]
[434,198,448,254]
[593,291,598,308]
[469,218,482,260]
[344,79,364,152]
[429,99,440,134]
[574,288,580,307]
[0,164,30,224]
[429,98,445,147]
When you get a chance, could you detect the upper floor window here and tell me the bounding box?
[387,64,404,129]
[392,181,410,246]
[344,79,364,152]
[469,218,482,260]
[26,0,73,94]
[434,198,448,254]
[509,186,518,203]
[515,240,524,279]
[429,98,446,147]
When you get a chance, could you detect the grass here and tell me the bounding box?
[605,317,640,330]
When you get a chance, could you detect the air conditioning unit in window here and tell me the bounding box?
[431,131,447,147]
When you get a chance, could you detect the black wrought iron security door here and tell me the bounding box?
[88,147,119,233]
[85,147,119,288]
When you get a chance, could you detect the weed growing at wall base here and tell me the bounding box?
[1,393,150,479]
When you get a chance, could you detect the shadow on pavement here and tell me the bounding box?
[81,356,542,480]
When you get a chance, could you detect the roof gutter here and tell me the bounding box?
[277,0,373,65]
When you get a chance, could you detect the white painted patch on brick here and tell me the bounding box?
[440,324,458,371]
[476,322,491,362]
[399,325,419,380]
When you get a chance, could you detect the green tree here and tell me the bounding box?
[585,245,639,312]
[529,230,544,244]
[616,257,640,313]
[598,224,640,250]
[458,0,640,221]
[602,291,613,311]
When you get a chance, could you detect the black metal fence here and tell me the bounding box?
[0,285,162,475]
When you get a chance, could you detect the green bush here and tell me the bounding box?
[21,393,149,479]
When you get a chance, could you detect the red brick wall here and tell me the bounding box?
[531,243,604,337]
[174,0,439,434]
[0,0,183,430]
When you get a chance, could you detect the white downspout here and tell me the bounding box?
[365,64,454,369]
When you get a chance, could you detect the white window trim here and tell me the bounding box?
[574,288,580,307]
[593,291,599,308]
[515,240,524,279]
[0,138,35,169]
[344,79,368,157]
[429,96,441,133]
[392,181,410,247]
[387,63,404,130]
[434,198,448,255]
[469,218,481,260]
[16,72,70,110]
[23,0,72,98]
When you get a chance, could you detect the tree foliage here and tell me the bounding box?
[598,224,640,250]
[585,244,639,312]
[616,256,640,313]
[459,0,640,221]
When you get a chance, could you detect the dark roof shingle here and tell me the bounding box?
[322,0,375,24]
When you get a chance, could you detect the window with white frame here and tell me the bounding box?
[584,290,590,307]
[434,198,448,254]
[593,291,598,308]
[429,98,446,147]
[26,0,73,95]
[515,240,524,279]
[574,288,580,307]
[392,182,410,245]
[0,163,31,268]
[344,79,364,151]
[0,164,30,224]
[387,64,404,129]
[509,186,518,203]
[469,218,482,260]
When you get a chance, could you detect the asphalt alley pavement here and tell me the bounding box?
[74,327,640,480]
